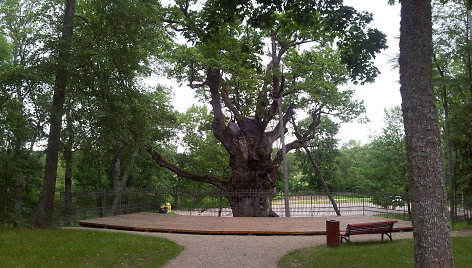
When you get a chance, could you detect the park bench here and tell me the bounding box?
[340,220,398,243]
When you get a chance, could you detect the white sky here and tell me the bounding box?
[159,0,403,146]
[339,0,402,145]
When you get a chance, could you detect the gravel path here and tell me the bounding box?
[70,228,472,268]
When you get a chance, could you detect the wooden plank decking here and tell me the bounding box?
[77,212,413,235]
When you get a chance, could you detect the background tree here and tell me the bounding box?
[360,107,409,210]
[291,116,341,215]
[333,140,368,190]
[34,0,76,228]
[292,117,339,192]
[0,0,56,226]
[432,0,472,218]
[177,105,231,182]
[362,107,407,192]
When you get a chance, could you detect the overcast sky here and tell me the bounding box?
[157,0,403,146]
[338,0,402,145]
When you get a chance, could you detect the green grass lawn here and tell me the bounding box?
[374,213,411,221]
[0,228,183,268]
[279,236,472,268]
[453,220,472,230]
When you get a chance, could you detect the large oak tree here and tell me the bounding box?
[149,0,386,216]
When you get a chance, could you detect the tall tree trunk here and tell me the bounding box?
[12,143,25,227]
[34,0,76,228]
[63,128,73,226]
[399,1,453,267]
[465,7,472,100]
[442,86,455,219]
[110,149,138,216]
[13,174,25,227]
[278,97,291,217]
[433,55,455,220]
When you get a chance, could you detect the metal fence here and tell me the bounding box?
[53,189,419,226]
[53,189,165,226]
[453,194,472,221]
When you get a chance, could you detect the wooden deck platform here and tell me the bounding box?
[77,212,413,235]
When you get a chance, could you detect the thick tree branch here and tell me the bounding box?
[278,38,311,58]
[163,18,180,24]
[272,111,322,168]
[267,103,296,144]
[187,82,207,89]
[207,69,227,138]
[256,73,284,146]
[433,53,445,77]
[272,140,304,167]
[256,32,285,135]
[147,148,228,190]
[205,69,240,154]
[179,0,190,17]
[220,80,242,119]
[304,107,323,137]
[255,81,270,119]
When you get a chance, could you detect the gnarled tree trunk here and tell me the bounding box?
[227,191,278,217]
[224,136,279,216]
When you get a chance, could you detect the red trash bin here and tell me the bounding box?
[326,219,340,247]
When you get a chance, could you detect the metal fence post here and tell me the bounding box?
[103,189,106,216]
[83,197,87,220]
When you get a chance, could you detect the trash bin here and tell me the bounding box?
[326,219,340,247]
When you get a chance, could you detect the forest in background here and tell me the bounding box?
[0,0,470,226]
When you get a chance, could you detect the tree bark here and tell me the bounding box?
[34,0,76,228]
[110,149,138,216]
[399,1,453,267]
[227,190,278,217]
[225,139,280,217]
[63,124,73,226]
[13,173,25,227]
[148,146,279,216]
[12,141,25,226]
[467,8,472,96]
